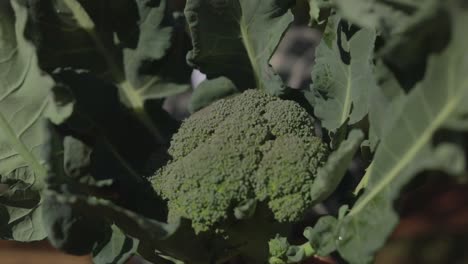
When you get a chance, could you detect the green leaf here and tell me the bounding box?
[0,0,54,241]
[305,15,376,136]
[185,0,294,95]
[336,3,468,263]
[189,77,238,113]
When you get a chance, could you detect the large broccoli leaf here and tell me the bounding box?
[185,0,294,95]
[305,15,376,142]
[0,0,55,241]
[355,63,406,193]
[333,3,468,263]
[365,63,405,153]
[29,0,190,141]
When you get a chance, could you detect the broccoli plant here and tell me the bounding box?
[0,0,467,264]
[151,89,362,262]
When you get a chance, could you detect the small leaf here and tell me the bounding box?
[189,77,238,113]
[305,15,376,139]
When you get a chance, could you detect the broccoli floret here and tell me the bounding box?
[268,235,316,264]
[254,135,328,222]
[152,89,329,235]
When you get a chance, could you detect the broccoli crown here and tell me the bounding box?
[152,90,329,233]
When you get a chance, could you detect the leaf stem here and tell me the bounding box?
[353,162,372,195]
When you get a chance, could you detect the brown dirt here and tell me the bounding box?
[0,240,91,264]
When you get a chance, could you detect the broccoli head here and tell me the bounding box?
[151,89,329,234]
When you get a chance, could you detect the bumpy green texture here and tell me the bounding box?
[152,90,329,233]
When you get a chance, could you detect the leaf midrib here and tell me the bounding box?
[341,66,352,125]
[240,18,261,90]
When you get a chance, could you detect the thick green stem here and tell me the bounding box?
[354,161,372,195]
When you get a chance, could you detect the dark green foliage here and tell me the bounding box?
[49,69,169,220]
[41,197,108,255]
